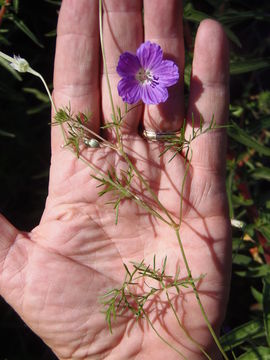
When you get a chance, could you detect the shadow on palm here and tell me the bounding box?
[28,121,230,357]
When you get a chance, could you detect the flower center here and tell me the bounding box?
[135,68,159,88]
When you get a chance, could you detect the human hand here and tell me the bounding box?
[0,1,231,359]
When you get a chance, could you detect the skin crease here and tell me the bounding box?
[0,0,231,359]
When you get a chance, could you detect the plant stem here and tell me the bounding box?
[179,149,192,227]
[123,288,188,359]
[120,150,177,227]
[29,69,57,114]
[61,146,172,226]
[165,290,212,360]
[99,0,121,145]
[97,170,172,226]
[175,229,229,360]
[70,120,117,151]
[98,0,176,226]
[28,66,70,147]
[141,310,188,359]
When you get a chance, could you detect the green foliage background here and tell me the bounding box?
[0,0,270,359]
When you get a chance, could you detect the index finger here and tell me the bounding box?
[52,0,100,153]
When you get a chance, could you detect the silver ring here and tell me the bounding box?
[83,137,100,148]
[142,129,180,142]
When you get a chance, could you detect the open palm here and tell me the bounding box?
[0,1,231,359]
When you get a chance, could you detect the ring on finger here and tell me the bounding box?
[142,129,180,142]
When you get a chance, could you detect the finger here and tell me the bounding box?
[142,0,185,132]
[53,0,100,153]
[102,0,143,138]
[187,19,229,173]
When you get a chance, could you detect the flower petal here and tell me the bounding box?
[117,52,141,77]
[117,77,142,104]
[136,41,163,70]
[141,84,168,105]
[152,60,179,87]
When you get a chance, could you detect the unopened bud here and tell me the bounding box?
[10,55,30,73]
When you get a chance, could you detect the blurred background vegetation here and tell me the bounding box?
[0,0,269,359]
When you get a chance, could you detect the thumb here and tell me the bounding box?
[0,213,19,267]
[0,213,27,303]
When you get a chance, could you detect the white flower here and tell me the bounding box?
[10,55,30,73]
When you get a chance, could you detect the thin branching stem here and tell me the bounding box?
[178,149,192,228]
[126,286,188,359]
[120,150,177,227]
[29,69,57,113]
[99,0,121,145]
[174,229,229,360]
[165,291,212,360]
[69,118,117,151]
[95,169,172,226]
[141,309,188,360]
[99,0,176,226]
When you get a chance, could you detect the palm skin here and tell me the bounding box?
[0,1,231,359]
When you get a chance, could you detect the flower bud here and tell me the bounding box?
[10,55,30,73]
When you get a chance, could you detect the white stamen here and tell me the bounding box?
[135,68,159,87]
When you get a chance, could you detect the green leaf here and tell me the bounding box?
[0,57,22,81]
[232,194,254,206]
[23,87,49,103]
[263,274,270,346]
[256,225,270,242]
[224,27,242,48]
[220,319,265,351]
[13,0,19,13]
[226,168,235,218]
[251,167,270,181]
[184,63,191,87]
[232,254,253,266]
[232,237,247,252]
[0,129,16,138]
[230,58,270,75]
[0,33,11,46]
[183,3,241,46]
[45,29,57,37]
[183,3,208,23]
[7,14,44,47]
[219,10,270,26]
[26,102,50,115]
[253,116,270,132]
[235,265,270,278]
[228,123,270,156]
[237,346,270,359]
[251,287,263,304]
[45,0,62,5]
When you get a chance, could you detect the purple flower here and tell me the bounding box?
[117,41,179,105]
